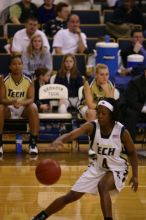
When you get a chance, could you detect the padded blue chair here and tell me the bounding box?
[0,54,11,76]
[103,9,114,23]
[0,25,4,37]
[87,37,98,53]
[71,10,101,24]
[6,24,25,38]
[0,38,8,53]
[80,24,106,38]
[117,38,132,51]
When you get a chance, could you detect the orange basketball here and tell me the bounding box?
[35,159,61,185]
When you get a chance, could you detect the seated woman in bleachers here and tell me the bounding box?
[50,53,83,113]
[22,34,52,78]
[34,67,51,112]
[79,63,119,121]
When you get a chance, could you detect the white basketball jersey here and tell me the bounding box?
[89,120,128,172]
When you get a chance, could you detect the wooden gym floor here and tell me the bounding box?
[0,143,146,220]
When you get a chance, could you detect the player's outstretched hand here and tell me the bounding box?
[50,141,64,151]
[129,176,138,192]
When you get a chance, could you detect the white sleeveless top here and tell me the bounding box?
[89,120,128,172]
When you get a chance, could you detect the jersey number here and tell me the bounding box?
[102,158,109,169]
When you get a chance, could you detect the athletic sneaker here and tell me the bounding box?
[32,210,48,220]
[0,145,3,156]
[29,145,38,155]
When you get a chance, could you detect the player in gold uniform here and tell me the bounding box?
[0,55,39,156]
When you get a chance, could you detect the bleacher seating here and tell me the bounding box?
[80,24,106,38]
[103,9,114,23]
[6,23,25,38]
[87,37,98,53]
[0,25,4,37]
[117,38,132,50]
[0,37,7,53]
[0,54,11,76]
[71,9,101,24]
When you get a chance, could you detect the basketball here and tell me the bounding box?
[35,159,61,185]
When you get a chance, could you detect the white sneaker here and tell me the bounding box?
[88,149,96,156]
[0,146,3,156]
[29,145,38,155]
[88,149,97,160]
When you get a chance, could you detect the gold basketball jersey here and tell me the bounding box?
[4,74,32,101]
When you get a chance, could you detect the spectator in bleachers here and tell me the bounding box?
[119,29,146,76]
[0,55,40,156]
[34,67,51,112]
[123,68,146,140]
[106,0,145,38]
[79,63,119,121]
[52,14,87,54]
[37,0,56,24]
[50,53,83,113]
[8,0,38,24]
[12,16,50,55]
[22,34,52,78]
[44,2,70,37]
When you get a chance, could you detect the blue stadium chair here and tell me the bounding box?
[103,9,114,23]
[87,37,98,53]
[117,38,132,51]
[80,24,106,38]
[6,24,25,38]
[0,54,11,76]
[53,54,86,75]
[0,38,7,53]
[0,25,4,37]
[71,9,101,24]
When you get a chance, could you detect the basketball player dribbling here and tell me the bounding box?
[32,97,138,220]
[0,55,39,156]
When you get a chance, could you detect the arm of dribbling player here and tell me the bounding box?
[121,129,138,192]
[51,122,94,149]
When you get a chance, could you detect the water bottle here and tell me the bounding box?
[16,133,23,154]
